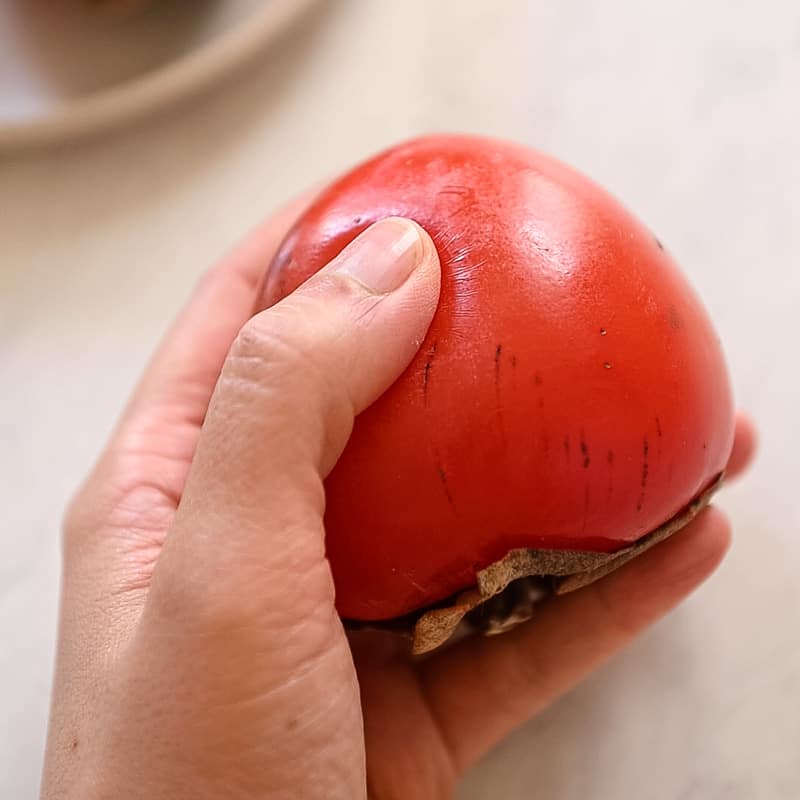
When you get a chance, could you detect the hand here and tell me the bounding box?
[40,201,756,800]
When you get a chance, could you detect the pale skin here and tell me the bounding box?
[40,200,757,800]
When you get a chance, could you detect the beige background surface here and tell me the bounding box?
[1,2,798,797]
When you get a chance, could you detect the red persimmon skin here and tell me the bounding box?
[258,135,735,621]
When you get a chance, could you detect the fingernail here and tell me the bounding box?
[334,217,425,294]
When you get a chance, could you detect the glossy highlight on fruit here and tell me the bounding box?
[258,134,735,621]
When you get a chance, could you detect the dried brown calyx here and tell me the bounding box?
[346,473,724,655]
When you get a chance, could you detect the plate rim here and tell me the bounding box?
[0,0,321,150]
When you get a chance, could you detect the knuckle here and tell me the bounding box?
[61,485,94,549]
[60,474,115,554]
[225,307,355,425]
[228,311,307,384]
[230,312,276,357]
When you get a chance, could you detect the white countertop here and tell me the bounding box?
[2,2,798,797]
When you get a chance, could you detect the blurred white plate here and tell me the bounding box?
[0,0,320,149]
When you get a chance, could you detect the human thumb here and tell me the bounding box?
[158,216,440,583]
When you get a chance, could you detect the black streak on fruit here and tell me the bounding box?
[437,464,456,510]
[422,340,437,403]
[494,344,507,444]
[655,416,663,460]
[637,437,650,512]
[580,433,590,469]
